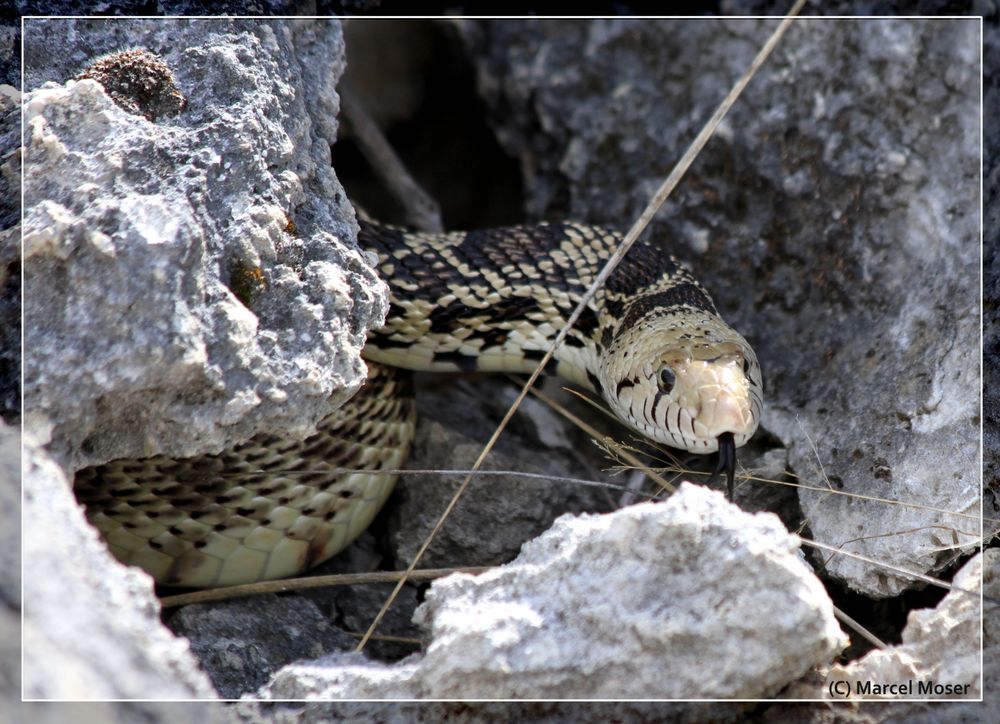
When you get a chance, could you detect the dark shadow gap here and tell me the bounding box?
[333,19,524,231]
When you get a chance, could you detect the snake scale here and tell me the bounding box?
[75,218,764,588]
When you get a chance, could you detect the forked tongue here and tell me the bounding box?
[707,431,736,501]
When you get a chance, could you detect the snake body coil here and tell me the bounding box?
[76,219,763,588]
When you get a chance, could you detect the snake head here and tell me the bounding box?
[599,313,763,455]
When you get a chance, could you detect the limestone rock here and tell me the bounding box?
[766,549,995,721]
[22,18,384,471]
[22,432,217,699]
[0,82,19,421]
[824,551,984,702]
[259,484,847,699]
[19,16,372,705]
[168,594,357,699]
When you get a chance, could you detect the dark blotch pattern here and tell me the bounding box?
[428,295,539,335]
[605,240,682,298]
[619,283,717,332]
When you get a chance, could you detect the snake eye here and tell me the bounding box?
[743,358,751,375]
[658,367,675,394]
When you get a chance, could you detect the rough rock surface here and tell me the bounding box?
[18,16,374,705]
[388,375,612,569]
[258,484,847,699]
[824,550,983,701]
[14,0,353,15]
[233,702,742,723]
[317,573,424,664]
[766,549,997,722]
[23,18,383,470]
[985,10,1000,534]
[0,82,19,422]
[0,422,21,708]
[14,705,240,724]
[168,594,357,699]
[22,432,217,699]
[461,17,981,598]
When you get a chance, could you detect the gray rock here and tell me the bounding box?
[22,18,384,471]
[388,375,613,569]
[22,432,217,699]
[15,0,316,17]
[13,704,240,724]
[823,550,984,701]
[234,702,739,724]
[323,579,423,664]
[0,23,17,87]
[0,82,19,421]
[10,420,238,721]
[0,423,17,584]
[258,484,847,699]
[168,594,357,699]
[0,421,21,711]
[18,16,376,705]
[461,17,980,598]
[14,14,989,716]
[260,651,423,700]
[985,9,1000,541]
[766,549,996,722]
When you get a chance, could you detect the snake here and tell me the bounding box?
[75,218,764,588]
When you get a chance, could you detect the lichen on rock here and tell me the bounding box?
[75,47,187,121]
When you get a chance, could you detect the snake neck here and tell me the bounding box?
[359,218,620,391]
[358,218,763,454]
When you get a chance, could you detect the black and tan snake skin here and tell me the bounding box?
[76,219,764,588]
